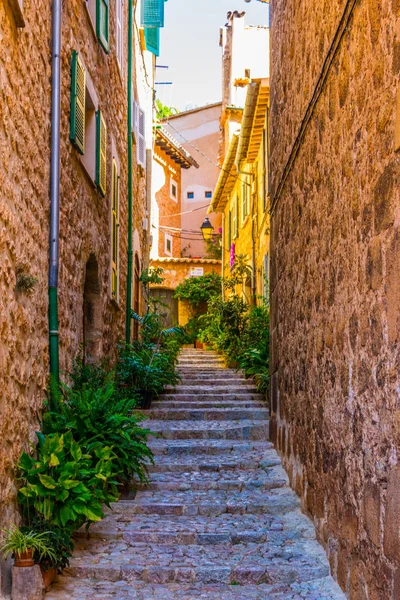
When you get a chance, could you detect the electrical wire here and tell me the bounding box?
[270,0,359,215]
[159,203,210,219]
[164,118,250,189]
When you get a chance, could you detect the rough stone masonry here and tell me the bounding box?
[270,0,400,597]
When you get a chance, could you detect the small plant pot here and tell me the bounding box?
[138,390,153,409]
[195,340,204,350]
[40,565,57,590]
[14,549,34,567]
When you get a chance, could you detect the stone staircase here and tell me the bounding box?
[46,349,344,600]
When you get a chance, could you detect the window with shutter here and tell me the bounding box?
[233,196,239,239]
[140,0,164,28]
[116,0,123,71]
[242,178,249,223]
[111,159,119,299]
[137,106,146,168]
[96,110,107,196]
[227,210,232,248]
[70,51,86,155]
[144,26,160,56]
[96,0,109,52]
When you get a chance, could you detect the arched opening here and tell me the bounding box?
[83,254,103,362]
[133,253,140,340]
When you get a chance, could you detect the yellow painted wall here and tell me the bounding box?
[222,134,270,304]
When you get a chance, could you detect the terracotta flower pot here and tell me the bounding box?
[195,341,204,350]
[14,549,34,568]
[40,565,57,590]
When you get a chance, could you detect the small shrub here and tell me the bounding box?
[43,381,153,484]
[174,273,222,308]
[18,432,119,532]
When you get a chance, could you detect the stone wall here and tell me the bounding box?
[0,0,147,546]
[0,0,52,534]
[270,0,400,597]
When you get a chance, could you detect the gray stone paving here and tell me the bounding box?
[46,349,345,600]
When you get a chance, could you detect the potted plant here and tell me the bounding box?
[0,526,57,568]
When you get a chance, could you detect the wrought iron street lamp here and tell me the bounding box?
[200,217,214,241]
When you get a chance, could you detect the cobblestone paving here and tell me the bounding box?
[46,350,344,600]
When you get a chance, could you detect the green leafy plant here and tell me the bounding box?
[174,273,222,309]
[18,432,119,532]
[199,294,248,362]
[205,230,223,260]
[43,382,153,484]
[15,266,38,295]
[156,100,179,121]
[21,521,74,573]
[0,526,57,563]
[118,342,180,401]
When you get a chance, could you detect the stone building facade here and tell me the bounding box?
[163,103,222,259]
[0,0,153,570]
[270,0,400,597]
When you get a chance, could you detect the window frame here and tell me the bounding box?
[111,158,120,301]
[205,191,213,199]
[96,0,110,53]
[170,179,178,202]
[116,0,124,74]
[165,233,173,256]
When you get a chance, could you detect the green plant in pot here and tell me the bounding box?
[0,526,56,568]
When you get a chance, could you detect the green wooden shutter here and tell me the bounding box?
[111,160,119,299]
[96,110,107,196]
[233,196,239,238]
[137,106,146,168]
[70,51,86,155]
[141,0,164,28]
[144,27,160,56]
[96,0,109,52]
[227,210,232,248]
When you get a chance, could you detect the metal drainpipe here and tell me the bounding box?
[49,0,62,388]
[125,0,134,345]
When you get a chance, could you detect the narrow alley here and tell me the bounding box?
[46,350,344,600]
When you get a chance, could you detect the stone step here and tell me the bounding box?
[64,533,329,585]
[80,510,314,544]
[142,419,269,441]
[140,408,269,421]
[169,378,251,386]
[111,487,300,517]
[167,385,258,393]
[153,400,267,409]
[137,465,287,492]
[149,439,273,456]
[157,393,265,402]
[178,357,225,362]
[147,448,281,472]
[46,575,346,600]
[178,369,239,376]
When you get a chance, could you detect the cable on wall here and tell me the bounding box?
[269,0,360,216]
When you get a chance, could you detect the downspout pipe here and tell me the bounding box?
[49,0,62,389]
[125,0,134,344]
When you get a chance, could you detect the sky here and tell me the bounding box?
[156,0,269,112]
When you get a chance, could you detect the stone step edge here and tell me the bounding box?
[75,529,269,544]
[65,561,315,586]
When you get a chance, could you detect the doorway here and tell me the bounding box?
[83,254,102,362]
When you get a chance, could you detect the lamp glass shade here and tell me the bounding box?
[200,217,214,241]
